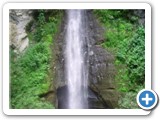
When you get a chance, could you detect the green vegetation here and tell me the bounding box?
[10,10,62,108]
[10,9,145,109]
[94,10,145,108]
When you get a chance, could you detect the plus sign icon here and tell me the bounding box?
[137,89,158,110]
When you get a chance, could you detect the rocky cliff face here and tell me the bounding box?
[86,10,118,108]
[9,10,33,53]
[55,10,118,109]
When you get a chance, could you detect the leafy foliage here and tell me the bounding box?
[10,10,62,109]
[94,10,145,108]
[126,26,145,84]
[118,85,144,109]
[116,26,145,91]
[10,43,53,108]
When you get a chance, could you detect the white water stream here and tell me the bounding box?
[65,10,88,109]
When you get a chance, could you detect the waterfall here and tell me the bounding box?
[65,10,88,109]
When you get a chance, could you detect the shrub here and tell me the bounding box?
[10,42,53,109]
[10,10,62,109]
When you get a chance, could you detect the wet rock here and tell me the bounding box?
[56,86,68,109]
[54,13,67,91]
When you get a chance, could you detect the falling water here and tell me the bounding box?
[65,10,88,109]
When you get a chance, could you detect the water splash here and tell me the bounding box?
[65,10,88,109]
